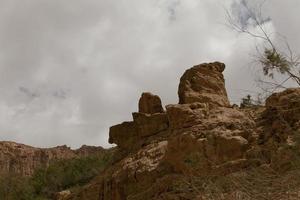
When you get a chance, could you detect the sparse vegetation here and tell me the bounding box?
[226,0,300,93]
[240,94,262,108]
[0,151,113,200]
[240,94,253,108]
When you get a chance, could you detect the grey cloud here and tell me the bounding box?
[0,0,298,148]
[19,86,40,99]
[230,0,271,29]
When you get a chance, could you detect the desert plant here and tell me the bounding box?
[226,0,300,93]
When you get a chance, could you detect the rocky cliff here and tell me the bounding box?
[61,62,300,199]
[6,61,300,200]
[0,141,104,176]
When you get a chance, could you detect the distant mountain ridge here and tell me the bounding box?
[0,141,104,176]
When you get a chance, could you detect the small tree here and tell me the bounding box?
[240,94,253,108]
[226,0,300,93]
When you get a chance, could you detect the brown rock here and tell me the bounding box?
[56,190,71,200]
[67,141,169,200]
[265,88,300,108]
[166,103,208,129]
[165,132,249,175]
[138,92,164,114]
[255,88,300,147]
[132,112,168,137]
[75,145,104,157]
[109,122,138,150]
[109,93,169,151]
[108,113,169,151]
[178,62,230,107]
[71,63,300,200]
[265,88,300,127]
[210,134,249,163]
[165,133,210,175]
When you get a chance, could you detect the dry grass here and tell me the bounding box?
[180,166,300,200]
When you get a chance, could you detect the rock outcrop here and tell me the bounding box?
[265,88,300,128]
[138,92,164,114]
[0,141,104,176]
[65,62,261,199]
[109,92,169,152]
[251,87,300,171]
[30,62,300,199]
[178,62,230,107]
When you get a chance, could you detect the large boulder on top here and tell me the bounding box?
[139,92,164,114]
[178,62,230,108]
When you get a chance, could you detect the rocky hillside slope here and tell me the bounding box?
[3,61,300,200]
[62,61,300,200]
[0,141,104,176]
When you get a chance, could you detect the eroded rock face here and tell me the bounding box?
[255,88,300,147]
[109,93,169,152]
[132,112,169,137]
[74,62,260,199]
[166,103,208,129]
[178,62,230,107]
[139,92,164,114]
[62,63,300,199]
[109,121,138,150]
[0,142,104,176]
[265,88,300,128]
[68,141,169,200]
[252,88,300,171]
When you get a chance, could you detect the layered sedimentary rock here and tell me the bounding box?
[109,92,169,152]
[0,141,104,176]
[62,62,300,200]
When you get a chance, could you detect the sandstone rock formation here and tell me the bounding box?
[11,62,300,199]
[0,141,104,176]
[138,92,164,114]
[65,62,264,199]
[109,92,169,152]
[178,62,230,107]
[252,87,300,171]
[265,88,300,128]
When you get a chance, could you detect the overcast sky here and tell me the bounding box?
[0,0,299,148]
